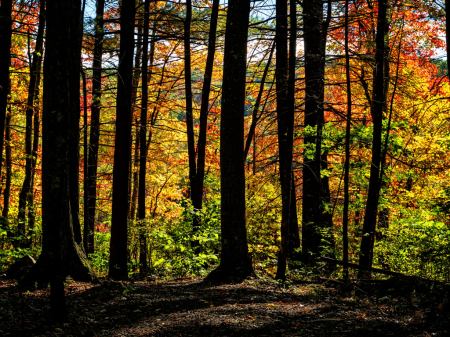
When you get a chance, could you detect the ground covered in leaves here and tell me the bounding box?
[0,275,449,336]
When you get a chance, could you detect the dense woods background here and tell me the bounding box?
[1,0,450,318]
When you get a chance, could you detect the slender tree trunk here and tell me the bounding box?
[359,0,387,276]
[191,0,220,254]
[86,0,105,254]
[302,0,325,265]
[109,0,136,280]
[288,172,300,256]
[0,0,12,176]
[68,0,87,245]
[18,0,46,239]
[28,33,44,235]
[2,107,11,219]
[138,0,151,276]
[287,0,300,260]
[81,68,89,253]
[184,0,196,202]
[342,0,351,280]
[275,0,293,281]
[206,0,254,281]
[129,4,144,220]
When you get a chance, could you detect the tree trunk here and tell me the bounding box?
[359,0,387,276]
[0,0,12,176]
[67,0,86,245]
[129,3,144,220]
[342,0,351,280]
[2,107,11,219]
[18,0,46,240]
[86,0,105,254]
[138,0,151,276]
[206,0,254,281]
[275,0,293,281]
[109,0,136,280]
[184,0,196,204]
[18,0,96,320]
[287,0,300,261]
[302,0,324,265]
[191,0,220,254]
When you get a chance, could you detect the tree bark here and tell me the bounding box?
[67,0,86,245]
[287,0,300,261]
[191,0,220,254]
[86,0,105,254]
[342,0,351,280]
[0,0,12,176]
[2,107,11,219]
[184,0,196,200]
[138,0,151,276]
[18,0,46,240]
[109,0,136,280]
[129,3,144,220]
[359,0,387,276]
[302,0,325,265]
[275,0,293,281]
[18,0,96,319]
[206,0,254,281]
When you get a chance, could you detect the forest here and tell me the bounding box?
[1,0,450,334]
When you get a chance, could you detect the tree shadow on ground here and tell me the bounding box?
[0,277,448,336]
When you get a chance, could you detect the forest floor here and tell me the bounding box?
[0,274,449,336]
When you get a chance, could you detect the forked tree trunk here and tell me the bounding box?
[109,0,136,280]
[206,0,254,281]
[18,0,96,320]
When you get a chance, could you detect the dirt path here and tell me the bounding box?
[0,277,448,336]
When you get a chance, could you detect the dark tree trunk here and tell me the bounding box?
[302,0,325,265]
[18,0,96,320]
[287,0,300,260]
[206,0,254,281]
[2,107,11,219]
[109,0,136,280]
[191,0,220,253]
[28,37,44,234]
[68,0,86,245]
[288,172,300,257]
[0,0,12,176]
[86,0,105,254]
[342,0,351,279]
[82,68,89,253]
[138,0,151,276]
[359,0,387,276]
[18,0,46,239]
[129,5,144,220]
[184,0,196,200]
[275,0,293,281]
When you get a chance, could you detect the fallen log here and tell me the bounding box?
[320,257,412,278]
